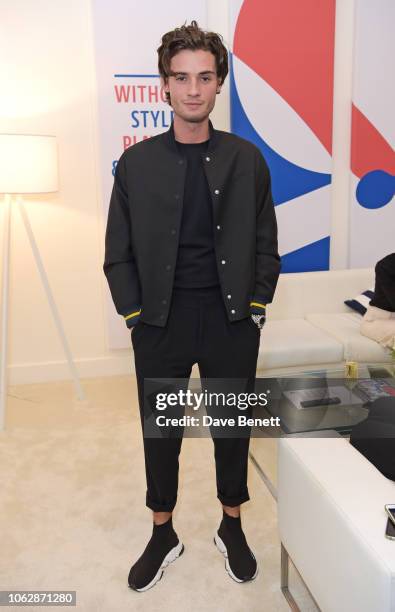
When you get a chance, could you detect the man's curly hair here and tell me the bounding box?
[157,20,228,105]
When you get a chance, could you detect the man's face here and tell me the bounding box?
[162,49,221,123]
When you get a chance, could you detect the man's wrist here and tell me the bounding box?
[251,313,266,329]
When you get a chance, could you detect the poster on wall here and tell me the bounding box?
[229,0,336,272]
[91,0,207,348]
[348,0,395,268]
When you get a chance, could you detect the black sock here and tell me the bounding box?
[222,510,242,531]
[152,515,175,535]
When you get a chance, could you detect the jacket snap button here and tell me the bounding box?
[227,294,231,299]
[231,309,236,314]
[206,156,211,162]
[221,259,226,264]
[216,225,221,230]
[214,189,220,195]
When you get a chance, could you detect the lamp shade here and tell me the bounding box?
[0,134,58,194]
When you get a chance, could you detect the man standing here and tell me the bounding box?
[103,21,281,591]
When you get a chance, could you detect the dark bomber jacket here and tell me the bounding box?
[103,119,281,328]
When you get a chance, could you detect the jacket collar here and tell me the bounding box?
[162,117,220,155]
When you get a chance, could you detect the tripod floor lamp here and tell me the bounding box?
[0,134,86,431]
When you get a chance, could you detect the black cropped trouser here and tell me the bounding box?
[131,285,261,512]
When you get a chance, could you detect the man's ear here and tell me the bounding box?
[160,76,169,94]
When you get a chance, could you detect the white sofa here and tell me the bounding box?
[278,433,395,612]
[257,267,392,374]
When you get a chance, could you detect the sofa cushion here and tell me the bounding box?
[266,275,305,320]
[301,269,375,315]
[306,312,392,362]
[267,268,375,320]
[258,319,344,370]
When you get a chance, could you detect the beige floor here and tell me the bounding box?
[1,375,318,611]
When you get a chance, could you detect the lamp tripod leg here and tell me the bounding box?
[16,195,86,401]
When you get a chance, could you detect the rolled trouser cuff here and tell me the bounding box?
[146,492,178,513]
[217,489,250,507]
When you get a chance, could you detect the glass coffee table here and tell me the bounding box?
[249,361,395,498]
[254,361,395,436]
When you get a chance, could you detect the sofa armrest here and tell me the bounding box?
[277,435,395,612]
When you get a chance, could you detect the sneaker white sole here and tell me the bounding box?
[129,541,184,592]
[214,533,258,583]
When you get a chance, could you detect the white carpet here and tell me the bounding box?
[0,375,317,611]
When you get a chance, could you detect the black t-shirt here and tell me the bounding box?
[173,139,220,288]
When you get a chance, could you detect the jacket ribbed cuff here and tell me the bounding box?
[249,298,267,315]
[123,307,141,328]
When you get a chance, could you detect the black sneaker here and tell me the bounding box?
[128,517,184,592]
[214,512,258,583]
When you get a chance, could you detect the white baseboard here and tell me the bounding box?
[7,354,137,386]
[7,356,202,386]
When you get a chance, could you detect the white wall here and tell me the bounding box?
[0,0,357,385]
[0,0,123,384]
